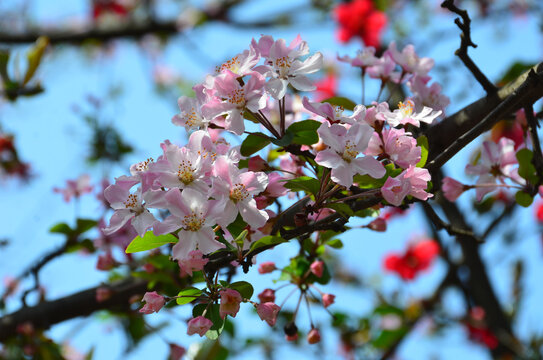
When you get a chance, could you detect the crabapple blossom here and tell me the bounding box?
[53,174,93,202]
[387,42,434,80]
[322,293,335,308]
[366,52,401,83]
[154,188,225,261]
[383,100,441,128]
[187,316,213,337]
[139,291,166,314]
[302,96,366,124]
[310,260,324,278]
[365,127,421,168]
[258,288,276,303]
[384,239,440,280]
[381,166,433,206]
[338,47,379,69]
[253,35,323,99]
[334,0,387,47]
[202,71,267,135]
[441,177,466,202]
[178,250,209,277]
[407,75,450,113]
[219,288,242,319]
[172,95,212,132]
[316,122,385,188]
[465,138,522,201]
[102,176,163,237]
[211,156,269,228]
[215,44,260,76]
[258,262,276,274]
[307,328,321,344]
[256,302,281,326]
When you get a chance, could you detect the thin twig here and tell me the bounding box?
[421,202,482,242]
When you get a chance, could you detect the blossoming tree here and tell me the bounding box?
[0,0,543,359]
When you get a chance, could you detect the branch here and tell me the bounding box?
[441,0,497,93]
[426,63,543,169]
[0,278,148,342]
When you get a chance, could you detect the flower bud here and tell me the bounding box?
[322,293,335,308]
[307,328,321,344]
[256,302,281,326]
[219,288,242,319]
[258,261,276,274]
[258,288,276,303]
[310,260,324,278]
[187,316,213,337]
[284,321,298,337]
[139,291,166,314]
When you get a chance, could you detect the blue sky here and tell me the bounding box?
[1,0,542,359]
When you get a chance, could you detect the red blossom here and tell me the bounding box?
[92,0,129,20]
[384,239,440,280]
[334,0,387,48]
[535,201,543,223]
[314,73,337,102]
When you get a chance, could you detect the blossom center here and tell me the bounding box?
[177,160,195,185]
[134,157,154,172]
[341,140,358,162]
[228,88,246,107]
[274,56,292,77]
[217,55,241,74]
[230,183,249,202]
[398,100,414,117]
[124,193,144,214]
[182,108,202,128]
[182,212,205,232]
[334,106,344,119]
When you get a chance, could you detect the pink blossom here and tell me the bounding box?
[383,100,441,128]
[253,35,323,99]
[442,177,466,202]
[365,127,421,168]
[248,155,268,171]
[407,75,450,113]
[258,261,276,274]
[168,343,186,360]
[96,251,116,271]
[316,122,385,188]
[310,260,324,278]
[53,174,93,202]
[322,293,335,308]
[367,217,387,232]
[307,328,321,344]
[172,95,211,132]
[187,316,213,337]
[219,288,242,319]
[465,138,522,201]
[363,101,390,127]
[179,250,209,277]
[367,52,401,83]
[258,288,276,303]
[103,176,162,237]
[386,42,434,80]
[154,188,225,261]
[139,291,166,314]
[338,48,379,69]
[211,157,269,228]
[215,44,260,76]
[256,302,281,326]
[302,96,366,125]
[202,71,267,135]
[381,166,433,206]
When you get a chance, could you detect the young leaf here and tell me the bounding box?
[416,135,429,168]
[125,232,178,253]
[176,287,203,305]
[240,133,271,157]
[286,119,321,146]
[248,235,287,255]
[283,176,321,196]
[23,36,49,86]
[515,191,533,207]
[228,281,254,299]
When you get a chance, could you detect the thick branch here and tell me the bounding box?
[0,278,147,342]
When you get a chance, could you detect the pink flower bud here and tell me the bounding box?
[258,288,276,303]
[322,293,335,308]
[367,217,387,232]
[139,291,166,314]
[286,333,298,341]
[248,155,268,171]
[187,316,213,337]
[307,328,321,344]
[179,250,209,277]
[256,302,281,326]
[310,260,324,278]
[96,251,116,271]
[258,261,276,274]
[442,177,466,202]
[219,288,242,319]
[169,343,186,360]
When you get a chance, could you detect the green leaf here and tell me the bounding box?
[416,135,429,168]
[49,222,72,235]
[125,232,178,253]
[286,120,321,146]
[373,328,407,349]
[228,281,254,299]
[76,218,98,233]
[498,61,535,86]
[270,131,294,147]
[354,163,402,189]
[23,36,49,86]
[326,239,343,249]
[248,235,287,255]
[205,304,225,339]
[515,191,533,207]
[240,133,271,157]
[0,50,10,83]
[284,176,321,196]
[322,96,357,111]
[516,148,539,184]
[324,203,354,217]
[176,287,203,305]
